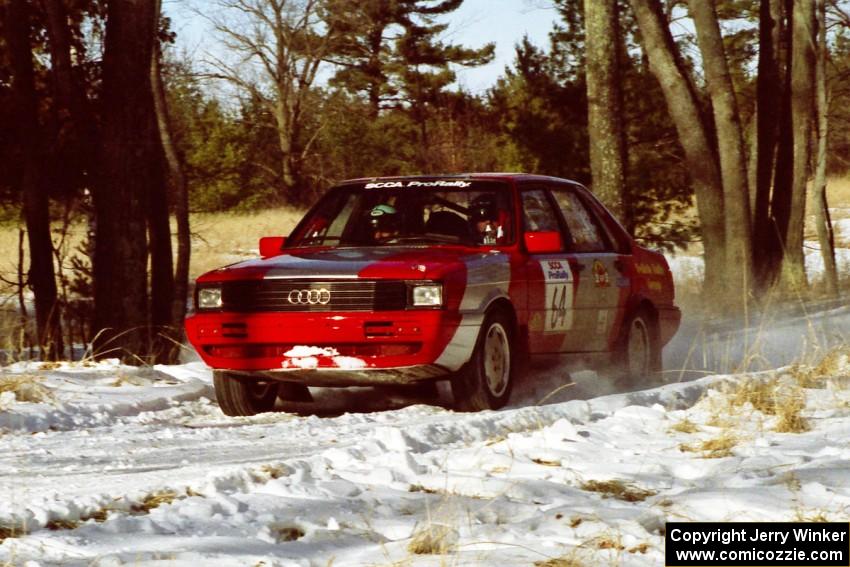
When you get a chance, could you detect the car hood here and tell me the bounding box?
[197,246,505,282]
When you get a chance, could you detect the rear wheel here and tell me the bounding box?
[451,310,515,411]
[612,310,660,389]
[214,371,279,416]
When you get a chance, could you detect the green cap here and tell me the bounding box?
[370,204,397,217]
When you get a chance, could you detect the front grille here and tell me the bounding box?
[221,280,407,312]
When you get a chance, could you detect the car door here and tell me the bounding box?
[548,184,626,352]
[520,187,578,354]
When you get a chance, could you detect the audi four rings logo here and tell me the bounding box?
[287,288,332,305]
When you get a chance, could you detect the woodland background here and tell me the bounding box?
[2,0,850,363]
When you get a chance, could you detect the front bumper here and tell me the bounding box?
[185,310,470,383]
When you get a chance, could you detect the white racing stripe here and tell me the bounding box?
[435,252,512,371]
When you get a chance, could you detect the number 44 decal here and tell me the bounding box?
[541,259,574,333]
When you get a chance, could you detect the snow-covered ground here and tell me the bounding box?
[3,346,850,566]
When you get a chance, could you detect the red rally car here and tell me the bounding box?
[185,174,681,415]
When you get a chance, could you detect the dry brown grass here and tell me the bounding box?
[592,536,625,551]
[109,373,152,387]
[669,418,700,434]
[0,309,32,361]
[826,176,850,211]
[45,518,80,531]
[0,374,52,403]
[132,490,178,513]
[791,345,850,388]
[535,558,585,567]
[259,464,288,480]
[532,457,562,467]
[269,523,305,542]
[0,206,307,350]
[407,522,458,555]
[0,206,306,300]
[0,522,25,542]
[580,479,656,502]
[84,508,110,523]
[679,432,738,458]
[189,207,304,278]
[727,377,810,433]
[568,516,582,527]
[795,510,830,522]
[408,484,440,495]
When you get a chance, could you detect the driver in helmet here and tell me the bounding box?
[469,194,504,245]
[369,203,401,242]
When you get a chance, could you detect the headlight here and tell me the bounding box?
[197,287,222,310]
[411,284,443,308]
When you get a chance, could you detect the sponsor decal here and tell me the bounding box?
[592,260,610,288]
[364,182,403,188]
[546,260,571,281]
[364,180,472,189]
[540,259,573,333]
[635,262,666,276]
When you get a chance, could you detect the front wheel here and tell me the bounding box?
[451,311,515,411]
[214,371,279,416]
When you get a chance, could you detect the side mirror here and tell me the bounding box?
[524,231,563,254]
[259,236,286,258]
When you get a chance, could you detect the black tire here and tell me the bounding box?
[214,370,279,416]
[612,310,660,389]
[451,310,515,411]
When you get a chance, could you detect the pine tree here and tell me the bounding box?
[327,0,493,168]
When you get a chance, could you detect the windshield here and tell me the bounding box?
[288,180,514,248]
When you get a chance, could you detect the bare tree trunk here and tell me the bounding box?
[147,142,174,363]
[16,229,30,351]
[688,0,754,306]
[145,0,176,363]
[630,0,726,299]
[151,35,191,336]
[770,0,794,290]
[41,0,85,225]
[754,0,784,291]
[747,110,758,219]
[585,0,631,232]
[812,0,837,296]
[93,0,160,362]
[4,0,63,359]
[780,0,816,290]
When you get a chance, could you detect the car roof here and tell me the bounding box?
[336,173,583,186]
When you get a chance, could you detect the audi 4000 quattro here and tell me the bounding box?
[185,174,680,415]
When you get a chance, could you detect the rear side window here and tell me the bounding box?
[550,189,608,253]
[521,189,561,233]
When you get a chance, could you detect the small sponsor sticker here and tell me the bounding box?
[592,260,610,288]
